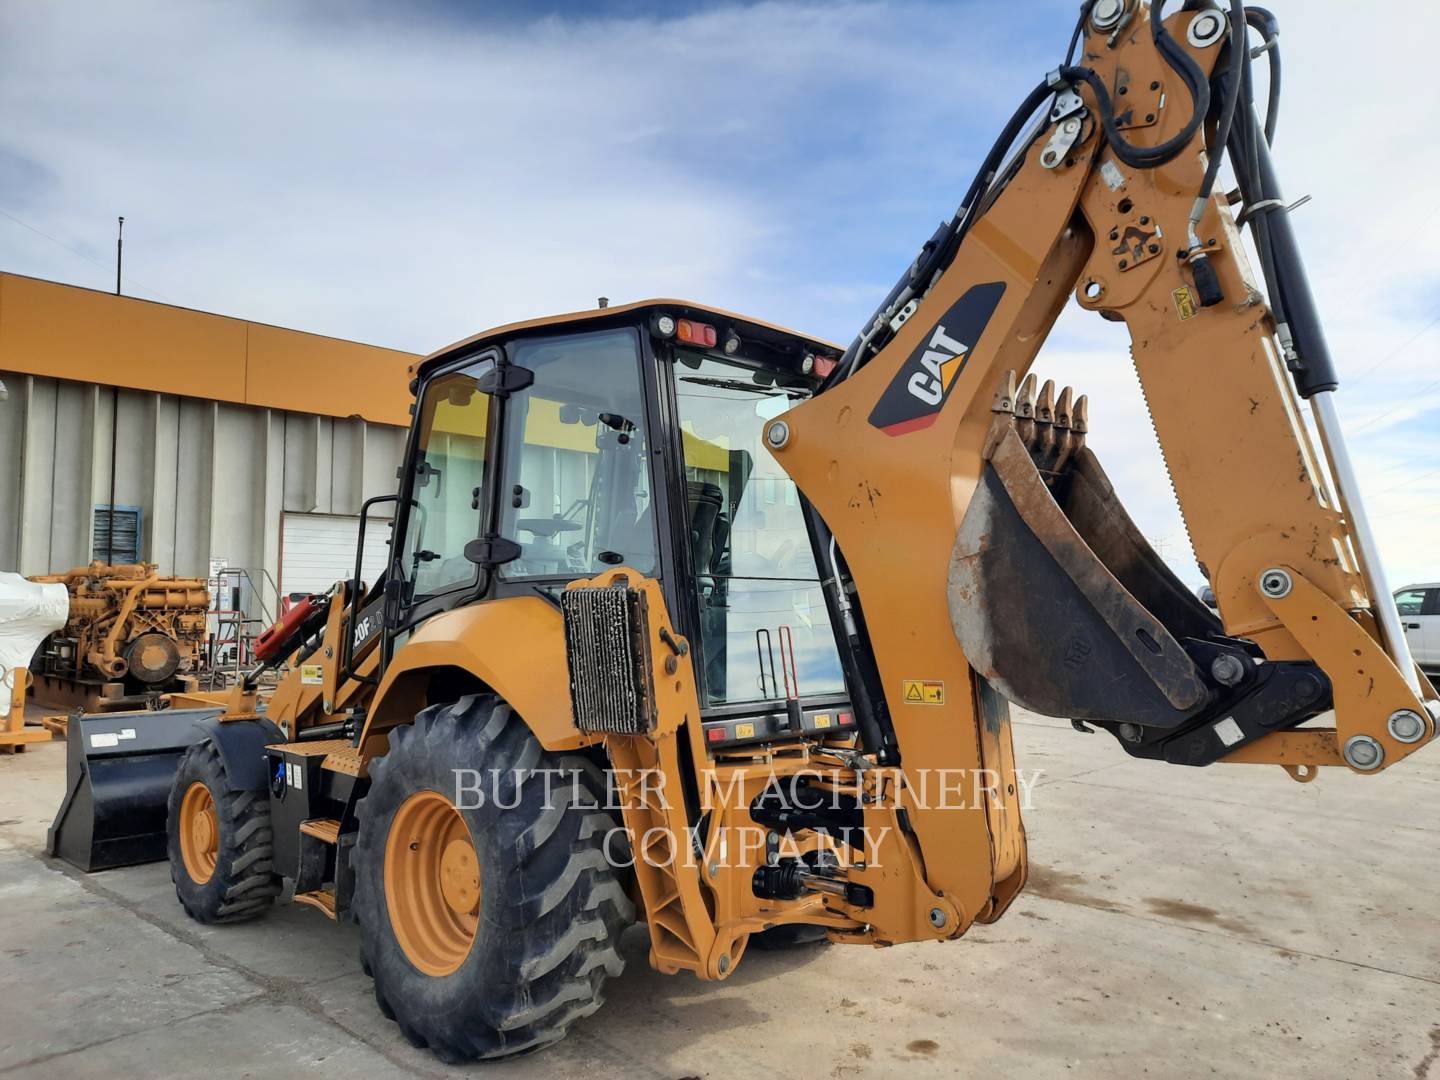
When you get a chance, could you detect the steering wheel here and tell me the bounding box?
[517,517,583,538]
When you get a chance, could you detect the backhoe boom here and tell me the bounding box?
[770,0,1435,917]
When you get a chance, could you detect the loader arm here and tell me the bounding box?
[770,0,1437,925]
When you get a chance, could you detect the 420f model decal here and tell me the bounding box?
[867,282,1006,436]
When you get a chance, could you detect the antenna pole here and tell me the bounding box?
[115,216,124,295]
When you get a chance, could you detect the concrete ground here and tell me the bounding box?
[1,707,1437,1079]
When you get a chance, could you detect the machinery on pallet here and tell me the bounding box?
[48,1,1438,1063]
[29,562,210,710]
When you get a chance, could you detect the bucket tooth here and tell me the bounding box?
[985,371,1021,458]
[1035,379,1056,423]
[1073,394,1089,451]
[1054,386,1073,428]
[1035,379,1057,462]
[1051,386,1076,477]
[992,370,1019,414]
[1016,373,1038,417]
[1016,373,1038,446]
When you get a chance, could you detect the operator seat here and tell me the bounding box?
[687,481,724,578]
[687,481,729,703]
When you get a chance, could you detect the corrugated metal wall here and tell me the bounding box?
[0,370,406,617]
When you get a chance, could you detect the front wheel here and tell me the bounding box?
[353,694,634,1063]
[166,741,281,923]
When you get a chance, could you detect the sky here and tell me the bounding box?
[1,0,1437,589]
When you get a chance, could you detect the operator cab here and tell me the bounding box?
[383,300,855,751]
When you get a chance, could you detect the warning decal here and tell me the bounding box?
[901,680,945,705]
[1171,285,1197,321]
[300,664,324,685]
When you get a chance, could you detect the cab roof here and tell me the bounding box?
[412,298,842,377]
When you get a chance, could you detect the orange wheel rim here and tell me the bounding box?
[384,790,480,976]
[178,781,219,884]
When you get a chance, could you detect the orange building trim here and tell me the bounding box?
[0,272,417,427]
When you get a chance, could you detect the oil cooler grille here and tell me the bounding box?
[561,584,656,735]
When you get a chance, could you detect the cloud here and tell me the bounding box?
[0,0,1070,348]
[2,0,1434,591]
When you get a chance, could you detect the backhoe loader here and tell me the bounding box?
[146,0,1436,1062]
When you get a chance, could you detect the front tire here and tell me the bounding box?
[353,694,633,1062]
[166,741,281,923]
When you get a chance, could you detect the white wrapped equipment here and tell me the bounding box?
[0,571,69,691]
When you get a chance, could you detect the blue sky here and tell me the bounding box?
[1,0,1437,586]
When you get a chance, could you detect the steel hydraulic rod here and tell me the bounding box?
[1309,389,1421,694]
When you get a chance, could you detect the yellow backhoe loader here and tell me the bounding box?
[141,0,1436,1062]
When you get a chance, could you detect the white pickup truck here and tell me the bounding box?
[1395,584,1440,672]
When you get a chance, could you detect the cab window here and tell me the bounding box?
[673,352,846,706]
[402,359,492,602]
[499,328,657,578]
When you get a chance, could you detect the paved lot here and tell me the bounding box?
[1,709,1437,1079]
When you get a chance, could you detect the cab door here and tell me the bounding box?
[490,327,661,584]
[390,352,498,627]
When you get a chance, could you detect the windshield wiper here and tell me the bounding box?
[679,376,805,397]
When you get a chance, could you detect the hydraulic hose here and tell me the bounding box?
[1058,1,1210,171]
[827,1,1246,387]
[1245,6,1281,145]
[823,78,1053,389]
[1183,0,1247,254]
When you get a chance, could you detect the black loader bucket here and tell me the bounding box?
[948,374,1331,767]
[48,707,220,871]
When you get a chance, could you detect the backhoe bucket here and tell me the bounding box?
[47,707,219,871]
[949,377,1222,728]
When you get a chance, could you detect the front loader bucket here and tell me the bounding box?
[949,376,1222,729]
[47,707,220,872]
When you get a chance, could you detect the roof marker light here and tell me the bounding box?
[676,319,717,348]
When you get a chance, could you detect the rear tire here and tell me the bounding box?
[166,741,281,923]
[353,693,634,1062]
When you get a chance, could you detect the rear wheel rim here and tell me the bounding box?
[178,781,219,884]
[384,790,481,976]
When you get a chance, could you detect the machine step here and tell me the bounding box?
[299,818,341,844]
[293,888,337,919]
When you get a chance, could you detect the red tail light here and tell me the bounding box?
[677,319,717,348]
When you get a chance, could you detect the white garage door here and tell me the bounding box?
[280,513,393,600]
